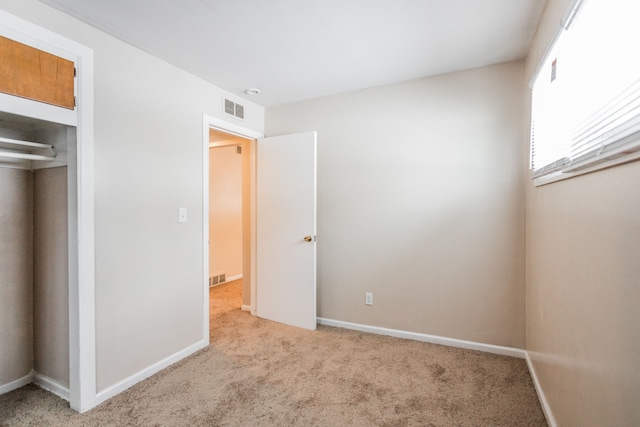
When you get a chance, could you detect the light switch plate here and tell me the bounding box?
[178,207,187,223]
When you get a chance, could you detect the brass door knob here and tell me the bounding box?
[303,235,314,242]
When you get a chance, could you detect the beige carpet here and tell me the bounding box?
[1,280,546,426]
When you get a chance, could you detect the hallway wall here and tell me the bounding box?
[209,146,243,281]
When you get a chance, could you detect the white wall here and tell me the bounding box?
[209,146,243,280]
[525,0,640,425]
[0,0,264,395]
[267,61,527,347]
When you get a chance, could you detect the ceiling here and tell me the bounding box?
[38,0,547,107]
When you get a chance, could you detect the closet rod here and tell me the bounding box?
[0,151,56,161]
[0,136,53,150]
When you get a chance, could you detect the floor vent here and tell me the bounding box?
[223,98,245,120]
[209,272,227,287]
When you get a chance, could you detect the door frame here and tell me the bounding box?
[202,115,263,342]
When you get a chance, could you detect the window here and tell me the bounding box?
[530,0,640,184]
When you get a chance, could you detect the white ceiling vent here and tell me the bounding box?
[223,98,245,120]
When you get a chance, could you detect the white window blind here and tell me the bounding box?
[530,0,640,180]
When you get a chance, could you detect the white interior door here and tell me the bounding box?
[256,131,317,330]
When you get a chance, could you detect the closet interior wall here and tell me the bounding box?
[0,113,71,393]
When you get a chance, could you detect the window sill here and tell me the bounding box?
[533,149,640,187]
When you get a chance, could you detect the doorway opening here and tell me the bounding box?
[202,117,317,337]
[208,127,254,337]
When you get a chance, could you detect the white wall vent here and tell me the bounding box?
[209,272,227,287]
[223,98,245,120]
[224,98,235,115]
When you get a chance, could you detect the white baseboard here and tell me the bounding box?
[33,372,70,401]
[95,339,208,406]
[0,370,70,402]
[226,274,242,283]
[525,352,557,427]
[0,370,34,395]
[241,305,251,312]
[317,318,526,359]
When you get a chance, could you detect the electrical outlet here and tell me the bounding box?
[365,292,373,306]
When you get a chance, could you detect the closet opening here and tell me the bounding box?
[0,110,76,400]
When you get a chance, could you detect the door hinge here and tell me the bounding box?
[74,67,77,77]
